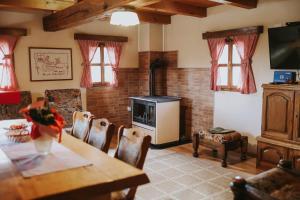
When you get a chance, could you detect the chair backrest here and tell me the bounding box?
[71,111,93,141]
[114,126,151,169]
[114,126,151,199]
[86,118,115,153]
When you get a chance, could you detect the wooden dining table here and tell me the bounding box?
[0,119,150,200]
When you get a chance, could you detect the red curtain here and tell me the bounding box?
[78,40,101,88]
[207,38,226,91]
[233,34,259,94]
[0,35,19,91]
[105,41,123,87]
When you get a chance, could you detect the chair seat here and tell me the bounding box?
[199,130,241,143]
[111,189,129,200]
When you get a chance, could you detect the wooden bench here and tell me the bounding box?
[192,130,248,167]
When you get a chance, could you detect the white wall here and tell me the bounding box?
[138,23,163,51]
[164,0,300,150]
[0,11,139,110]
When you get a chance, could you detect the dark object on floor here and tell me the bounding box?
[192,130,248,167]
[230,160,300,200]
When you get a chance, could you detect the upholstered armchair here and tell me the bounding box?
[230,160,300,200]
[0,91,32,120]
[45,89,82,127]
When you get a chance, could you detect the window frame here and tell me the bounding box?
[91,45,113,87]
[218,40,241,92]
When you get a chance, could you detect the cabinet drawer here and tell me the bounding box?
[132,125,156,144]
[289,149,300,170]
[257,141,288,169]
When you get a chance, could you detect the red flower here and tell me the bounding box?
[19,101,65,142]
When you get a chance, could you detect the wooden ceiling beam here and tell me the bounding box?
[209,0,257,9]
[0,0,75,11]
[0,27,27,36]
[43,0,170,31]
[127,0,162,7]
[142,0,207,18]
[137,11,171,24]
[227,0,257,9]
[43,0,123,31]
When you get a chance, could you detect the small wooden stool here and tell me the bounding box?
[192,130,248,167]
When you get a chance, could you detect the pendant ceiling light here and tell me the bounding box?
[110,8,140,27]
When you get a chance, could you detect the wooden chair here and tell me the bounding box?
[111,126,151,200]
[86,118,115,153]
[70,111,93,141]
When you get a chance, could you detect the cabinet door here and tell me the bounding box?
[257,142,288,169]
[262,89,294,140]
[289,149,300,170]
[293,91,300,142]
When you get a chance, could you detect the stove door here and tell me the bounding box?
[132,100,156,127]
[147,103,156,127]
[132,100,147,124]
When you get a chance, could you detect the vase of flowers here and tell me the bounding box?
[20,101,65,155]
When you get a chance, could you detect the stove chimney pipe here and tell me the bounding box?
[149,58,166,96]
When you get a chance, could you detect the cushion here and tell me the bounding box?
[198,130,241,143]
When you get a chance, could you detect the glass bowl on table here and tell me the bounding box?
[5,123,31,143]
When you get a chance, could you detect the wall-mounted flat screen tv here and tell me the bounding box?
[268,25,300,69]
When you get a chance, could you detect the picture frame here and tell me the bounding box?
[29,47,73,81]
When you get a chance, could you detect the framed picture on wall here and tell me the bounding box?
[29,47,73,81]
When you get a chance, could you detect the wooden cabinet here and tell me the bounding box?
[257,137,300,170]
[289,149,300,170]
[257,84,300,169]
[293,91,300,142]
[262,89,294,140]
[257,142,288,167]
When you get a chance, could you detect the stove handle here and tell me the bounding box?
[142,113,147,124]
[145,113,148,124]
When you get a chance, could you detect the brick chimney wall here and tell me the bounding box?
[87,51,214,139]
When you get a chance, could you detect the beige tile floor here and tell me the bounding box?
[133,147,254,200]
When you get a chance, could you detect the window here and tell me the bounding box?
[217,41,241,91]
[90,45,114,85]
[0,52,10,89]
